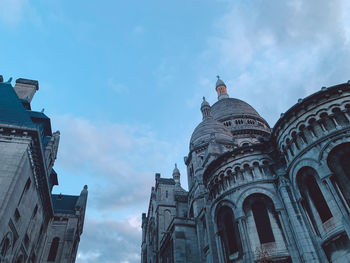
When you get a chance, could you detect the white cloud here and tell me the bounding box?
[196,0,350,125]
[76,218,141,263]
[52,114,181,210]
[0,0,40,27]
[0,0,27,25]
[107,78,129,94]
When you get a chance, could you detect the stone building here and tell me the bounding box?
[0,76,88,263]
[141,77,350,263]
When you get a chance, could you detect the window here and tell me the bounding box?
[217,206,240,260]
[305,175,332,222]
[47,237,60,261]
[297,167,333,234]
[0,235,10,258]
[252,201,275,243]
[14,255,24,263]
[24,234,29,249]
[14,209,20,222]
[18,178,31,205]
[32,205,38,219]
[166,191,168,198]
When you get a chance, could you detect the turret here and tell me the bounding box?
[201,97,212,120]
[173,164,181,186]
[215,76,229,100]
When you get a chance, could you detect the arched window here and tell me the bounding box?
[15,254,24,263]
[297,167,333,234]
[18,178,31,206]
[328,143,350,212]
[217,206,240,261]
[0,234,10,258]
[251,201,275,244]
[47,237,60,261]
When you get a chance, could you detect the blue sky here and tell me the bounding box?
[1,0,350,262]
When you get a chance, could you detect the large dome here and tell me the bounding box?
[190,118,233,150]
[211,98,261,121]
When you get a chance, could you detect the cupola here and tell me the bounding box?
[201,97,212,120]
[215,76,229,100]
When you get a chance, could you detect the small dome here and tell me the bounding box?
[190,118,233,150]
[211,98,261,121]
[201,97,210,108]
[216,78,226,89]
[173,164,180,176]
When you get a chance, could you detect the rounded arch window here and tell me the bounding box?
[243,194,276,245]
[0,233,11,258]
[47,237,60,261]
[297,167,333,235]
[216,206,241,261]
[327,143,350,212]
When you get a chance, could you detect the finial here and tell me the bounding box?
[41,108,45,113]
[175,163,177,168]
[202,96,206,102]
[5,77,12,84]
[216,75,220,79]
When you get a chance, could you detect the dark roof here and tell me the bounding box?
[52,194,79,215]
[0,82,35,128]
[29,111,52,137]
[157,178,175,185]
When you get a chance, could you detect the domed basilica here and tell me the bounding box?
[141,77,350,263]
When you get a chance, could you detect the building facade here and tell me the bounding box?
[141,78,350,263]
[0,76,88,263]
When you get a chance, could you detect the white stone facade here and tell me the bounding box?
[0,77,87,263]
[142,79,350,263]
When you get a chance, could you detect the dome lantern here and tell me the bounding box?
[172,163,181,186]
[201,97,212,120]
[216,76,229,100]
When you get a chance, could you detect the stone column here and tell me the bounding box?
[277,209,302,263]
[214,229,225,263]
[278,176,320,262]
[237,216,253,263]
[324,177,350,237]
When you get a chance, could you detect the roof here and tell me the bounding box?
[52,194,79,215]
[211,98,261,121]
[190,118,233,149]
[29,111,52,137]
[0,82,35,128]
[157,178,175,185]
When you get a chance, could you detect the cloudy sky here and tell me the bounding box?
[1,0,350,262]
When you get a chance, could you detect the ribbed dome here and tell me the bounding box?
[211,98,261,121]
[190,118,233,150]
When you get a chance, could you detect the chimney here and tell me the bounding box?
[14,78,39,103]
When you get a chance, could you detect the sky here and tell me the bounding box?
[1,0,350,262]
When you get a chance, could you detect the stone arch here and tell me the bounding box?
[236,186,283,215]
[326,142,350,213]
[14,254,24,263]
[214,201,242,262]
[212,199,237,220]
[318,135,350,163]
[164,209,172,230]
[290,158,321,198]
[242,193,289,259]
[296,167,333,236]
[0,232,12,258]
